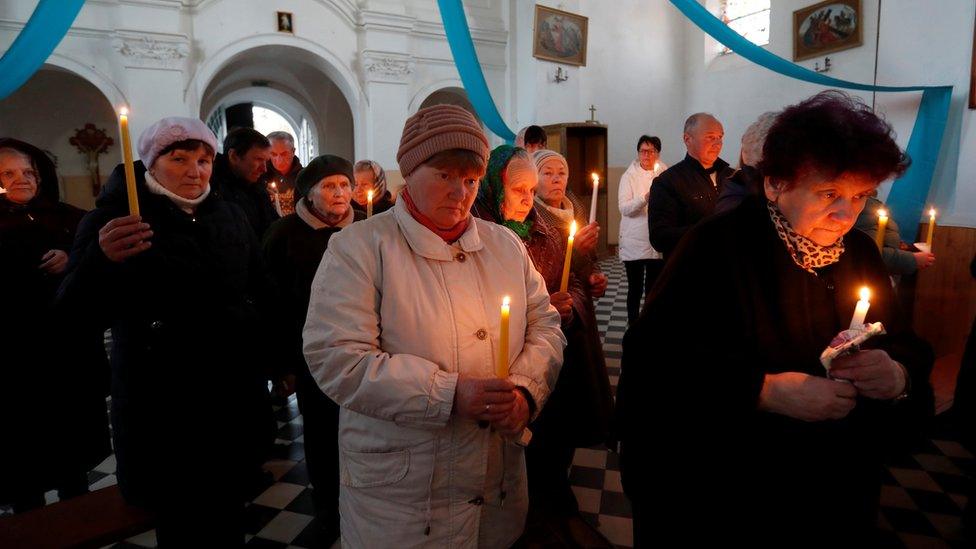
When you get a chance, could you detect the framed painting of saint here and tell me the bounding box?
[793,0,863,61]
[533,5,588,67]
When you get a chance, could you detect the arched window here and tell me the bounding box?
[720,0,770,54]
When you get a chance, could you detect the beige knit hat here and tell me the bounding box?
[396,104,490,177]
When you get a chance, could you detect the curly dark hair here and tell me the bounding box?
[758,90,909,189]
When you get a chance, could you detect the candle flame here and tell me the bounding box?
[929,208,936,218]
[859,287,870,302]
[569,220,578,237]
[367,189,374,200]
[502,295,511,307]
[270,182,277,190]
[877,208,887,218]
[591,172,599,183]
[119,107,129,116]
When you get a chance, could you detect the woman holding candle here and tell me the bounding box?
[471,145,613,546]
[302,105,564,548]
[0,139,110,513]
[352,159,394,216]
[533,149,608,301]
[617,135,668,323]
[617,91,935,546]
[261,154,363,544]
[57,117,284,546]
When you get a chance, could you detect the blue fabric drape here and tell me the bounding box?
[670,0,952,242]
[0,0,87,100]
[437,0,517,142]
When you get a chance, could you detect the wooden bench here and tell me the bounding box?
[0,485,155,549]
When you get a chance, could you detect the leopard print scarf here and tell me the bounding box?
[767,201,844,275]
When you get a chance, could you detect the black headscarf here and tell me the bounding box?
[0,138,60,204]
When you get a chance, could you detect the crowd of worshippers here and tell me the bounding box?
[1,89,967,548]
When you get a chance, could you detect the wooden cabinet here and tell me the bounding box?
[542,122,609,256]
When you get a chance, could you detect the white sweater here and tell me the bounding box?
[617,159,666,261]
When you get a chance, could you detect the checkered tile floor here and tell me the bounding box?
[2,258,971,548]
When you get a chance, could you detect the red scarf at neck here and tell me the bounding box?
[401,187,469,243]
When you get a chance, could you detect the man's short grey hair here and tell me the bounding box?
[683,113,719,135]
[266,131,295,148]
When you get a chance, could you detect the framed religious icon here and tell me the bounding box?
[533,5,588,67]
[277,11,294,34]
[793,0,863,61]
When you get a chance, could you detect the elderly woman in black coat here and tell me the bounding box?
[262,154,364,544]
[57,117,281,546]
[617,91,934,547]
[0,138,110,512]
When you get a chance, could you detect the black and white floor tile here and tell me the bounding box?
[2,258,970,548]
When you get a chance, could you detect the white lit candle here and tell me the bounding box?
[588,172,599,225]
[875,209,888,251]
[118,108,139,216]
[850,287,871,330]
[497,296,510,378]
[367,189,374,218]
[559,221,577,292]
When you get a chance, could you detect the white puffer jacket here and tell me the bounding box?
[617,159,667,261]
[303,199,565,548]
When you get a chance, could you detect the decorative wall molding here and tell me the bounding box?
[360,51,415,84]
[111,32,191,68]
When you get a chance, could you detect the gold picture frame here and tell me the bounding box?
[533,5,588,67]
[793,0,863,62]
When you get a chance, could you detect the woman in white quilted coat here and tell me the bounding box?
[303,104,565,548]
[617,135,667,323]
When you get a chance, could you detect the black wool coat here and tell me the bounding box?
[262,208,365,377]
[647,153,734,257]
[57,161,282,508]
[617,196,934,545]
[212,153,280,239]
[0,139,110,503]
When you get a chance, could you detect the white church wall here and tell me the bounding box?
[681,0,976,228]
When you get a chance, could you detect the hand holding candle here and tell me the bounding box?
[367,189,374,218]
[850,286,871,330]
[559,221,577,292]
[118,108,140,216]
[497,296,510,378]
[875,209,888,250]
[588,173,599,225]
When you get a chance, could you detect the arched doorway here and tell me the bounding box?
[0,65,120,210]
[198,44,355,164]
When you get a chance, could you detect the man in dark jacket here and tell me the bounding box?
[647,113,734,257]
[212,127,278,238]
[261,131,303,217]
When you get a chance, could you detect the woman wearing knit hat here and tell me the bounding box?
[302,104,565,547]
[472,145,614,547]
[57,116,286,546]
[262,154,364,545]
[351,159,395,216]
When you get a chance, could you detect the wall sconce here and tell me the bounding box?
[814,57,832,73]
[553,66,569,83]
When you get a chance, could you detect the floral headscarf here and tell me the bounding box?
[353,159,387,197]
[478,144,534,239]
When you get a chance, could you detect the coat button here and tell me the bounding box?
[151,320,163,329]
[455,252,466,262]
[467,496,485,506]
[826,282,835,291]
[476,329,487,340]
